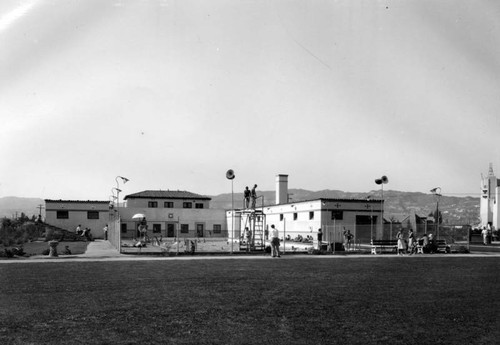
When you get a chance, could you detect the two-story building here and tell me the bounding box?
[120,190,227,239]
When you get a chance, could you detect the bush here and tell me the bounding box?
[308,248,325,255]
[455,246,470,253]
[45,229,55,241]
[11,246,25,256]
[42,249,50,256]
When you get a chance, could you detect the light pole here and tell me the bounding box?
[366,196,373,240]
[430,187,442,239]
[375,176,388,239]
[115,176,130,209]
[226,169,235,253]
[115,176,129,252]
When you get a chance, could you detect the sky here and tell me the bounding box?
[1,0,500,201]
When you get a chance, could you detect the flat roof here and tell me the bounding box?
[45,199,109,204]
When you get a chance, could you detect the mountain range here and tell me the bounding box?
[0,190,480,225]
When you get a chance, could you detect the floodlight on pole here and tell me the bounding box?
[366,196,374,241]
[115,176,130,254]
[374,176,388,239]
[226,169,235,254]
[430,187,442,239]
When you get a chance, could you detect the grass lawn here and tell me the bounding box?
[1,257,499,344]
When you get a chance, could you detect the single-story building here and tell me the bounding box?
[228,174,385,247]
[44,199,111,238]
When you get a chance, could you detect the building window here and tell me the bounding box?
[121,223,127,233]
[148,201,158,208]
[309,211,314,220]
[293,213,298,221]
[331,210,343,220]
[280,214,283,221]
[183,202,192,209]
[87,211,99,219]
[213,224,222,234]
[181,224,189,233]
[164,202,174,208]
[195,203,204,209]
[153,224,161,233]
[56,210,68,219]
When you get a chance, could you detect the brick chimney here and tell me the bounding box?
[276,174,288,205]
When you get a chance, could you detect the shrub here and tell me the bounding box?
[308,248,324,255]
[45,229,54,241]
[11,246,25,256]
[42,249,50,256]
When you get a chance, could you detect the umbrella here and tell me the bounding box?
[132,213,146,220]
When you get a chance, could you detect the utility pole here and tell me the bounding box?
[37,204,45,221]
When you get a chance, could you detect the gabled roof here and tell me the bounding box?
[124,190,211,201]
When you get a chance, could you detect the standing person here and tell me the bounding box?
[103,224,108,241]
[139,217,148,241]
[421,233,429,253]
[396,230,405,255]
[251,184,258,209]
[75,224,82,236]
[244,186,251,209]
[270,224,280,257]
[244,227,252,252]
[317,228,323,250]
[482,226,489,245]
[407,229,415,254]
[343,228,353,251]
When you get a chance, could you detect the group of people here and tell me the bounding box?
[269,226,354,255]
[75,224,94,241]
[396,229,438,255]
[243,184,258,209]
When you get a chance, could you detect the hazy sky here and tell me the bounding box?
[1,0,499,201]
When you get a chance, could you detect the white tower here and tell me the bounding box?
[480,163,497,228]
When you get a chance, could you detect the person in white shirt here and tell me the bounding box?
[270,224,280,257]
[482,226,489,245]
[103,224,108,240]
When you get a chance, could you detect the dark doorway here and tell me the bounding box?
[167,223,175,237]
[356,215,378,242]
[196,223,204,237]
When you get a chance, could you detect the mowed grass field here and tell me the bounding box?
[1,257,499,345]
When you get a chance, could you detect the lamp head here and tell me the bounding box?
[430,187,441,194]
[117,176,129,183]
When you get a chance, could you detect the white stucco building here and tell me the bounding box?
[228,174,385,247]
[120,190,227,239]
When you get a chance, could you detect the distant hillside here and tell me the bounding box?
[0,191,480,225]
[0,197,45,218]
[209,189,480,225]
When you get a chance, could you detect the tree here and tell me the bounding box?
[428,210,443,224]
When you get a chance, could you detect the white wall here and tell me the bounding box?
[45,201,110,238]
